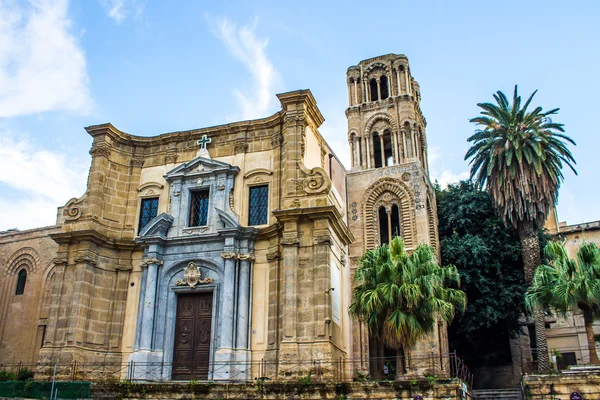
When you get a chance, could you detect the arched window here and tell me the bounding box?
[379,207,389,245]
[373,133,383,168]
[15,269,27,295]
[391,205,401,238]
[358,137,363,166]
[383,130,393,166]
[380,75,389,99]
[369,78,379,101]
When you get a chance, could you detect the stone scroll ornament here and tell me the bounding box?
[63,195,86,221]
[296,162,332,195]
[176,262,213,288]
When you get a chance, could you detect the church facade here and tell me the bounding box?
[0,54,441,380]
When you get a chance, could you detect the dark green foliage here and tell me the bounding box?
[436,181,527,367]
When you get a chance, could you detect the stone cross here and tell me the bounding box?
[197,134,212,150]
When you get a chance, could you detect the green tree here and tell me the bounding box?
[436,181,527,367]
[526,241,600,364]
[349,236,466,377]
[465,86,577,369]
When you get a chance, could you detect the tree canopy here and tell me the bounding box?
[526,241,600,364]
[349,236,466,353]
[436,181,527,367]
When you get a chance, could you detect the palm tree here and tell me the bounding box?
[526,241,600,364]
[349,236,466,377]
[465,86,577,370]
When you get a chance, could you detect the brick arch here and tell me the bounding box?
[362,178,416,249]
[364,113,397,136]
[6,247,40,276]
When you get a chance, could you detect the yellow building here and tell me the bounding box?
[0,54,443,380]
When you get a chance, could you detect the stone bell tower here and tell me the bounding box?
[345,54,446,374]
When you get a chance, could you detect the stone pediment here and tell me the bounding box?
[165,157,239,181]
[139,213,174,238]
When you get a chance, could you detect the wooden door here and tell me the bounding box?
[172,292,213,380]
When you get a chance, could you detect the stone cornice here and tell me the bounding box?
[272,205,354,245]
[49,230,137,251]
[85,111,284,149]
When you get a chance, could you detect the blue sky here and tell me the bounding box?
[1,0,598,230]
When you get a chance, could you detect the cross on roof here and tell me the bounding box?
[197,134,212,150]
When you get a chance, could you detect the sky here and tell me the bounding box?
[0,0,598,231]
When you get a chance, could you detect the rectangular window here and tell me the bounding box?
[138,197,159,234]
[248,185,269,226]
[189,189,210,227]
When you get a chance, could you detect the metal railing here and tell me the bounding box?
[520,344,600,374]
[0,352,471,387]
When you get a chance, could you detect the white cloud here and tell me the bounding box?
[0,131,88,230]
[100,0,144,24]
[0,0,91,117]
[432,170,470,188]
[427,146,469,187]
[208,16,280,120]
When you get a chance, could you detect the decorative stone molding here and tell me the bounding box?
[297,162,331,195]
[340,253,347,266]
[175,262,213,287]
[164,150,178,164]
[221,251,237,259]
[234,141,248,154]
[74,250,98,266]
[220,252,255,260]
[313,232,333,246]
[140,257,163,268]
[63,195,86,221]
[270,134,282,148]
[131,157,145,168]
[89,142,111,158]
[266,248,281,261]
[7,247,41,275]
[52,256,68,266]
[350,202,359,221]
[281,233,299,246]
[182,226,209,235]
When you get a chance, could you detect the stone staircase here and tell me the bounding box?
[472,388,522,400]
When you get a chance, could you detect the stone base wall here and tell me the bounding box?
[88,379,467,399]
[524,372,600,399]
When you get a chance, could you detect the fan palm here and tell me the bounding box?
[526,241,600,364]
[349,236,466,377]
[465,86,576,370]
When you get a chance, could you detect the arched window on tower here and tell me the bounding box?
[15,269,27,295]
[380,75,389,99]
[379,207,389,245]
[391,204,401,238]
[369,78,379,101]
[373,133,383,168]
[358,137,363,166]
[383,130,393,166]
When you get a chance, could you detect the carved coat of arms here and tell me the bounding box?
[176,262,213,288]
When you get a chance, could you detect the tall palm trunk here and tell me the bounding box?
[581,305,600,364]
[396,347,406,379]
[519,228,550,370]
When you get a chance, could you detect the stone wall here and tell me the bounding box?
[524,372,600,399]
[88,379,467,399]
[0,225,60,363]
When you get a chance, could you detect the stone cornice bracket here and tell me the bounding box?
[89,141,112,158]
[313,232,333,246]
[63,195,87,221]
[220,252,255,260]
[281,233,299,247]
[297,162,331,195]
[74,250,98,266]
[221,251,237,259]
[52,256,68,266]
[234,140,248,154]
[140,257,163,268]
[131,156,145,168]
[270,134,282,148]
[266,247,281,261]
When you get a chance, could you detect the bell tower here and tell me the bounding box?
[345,54,445,374]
